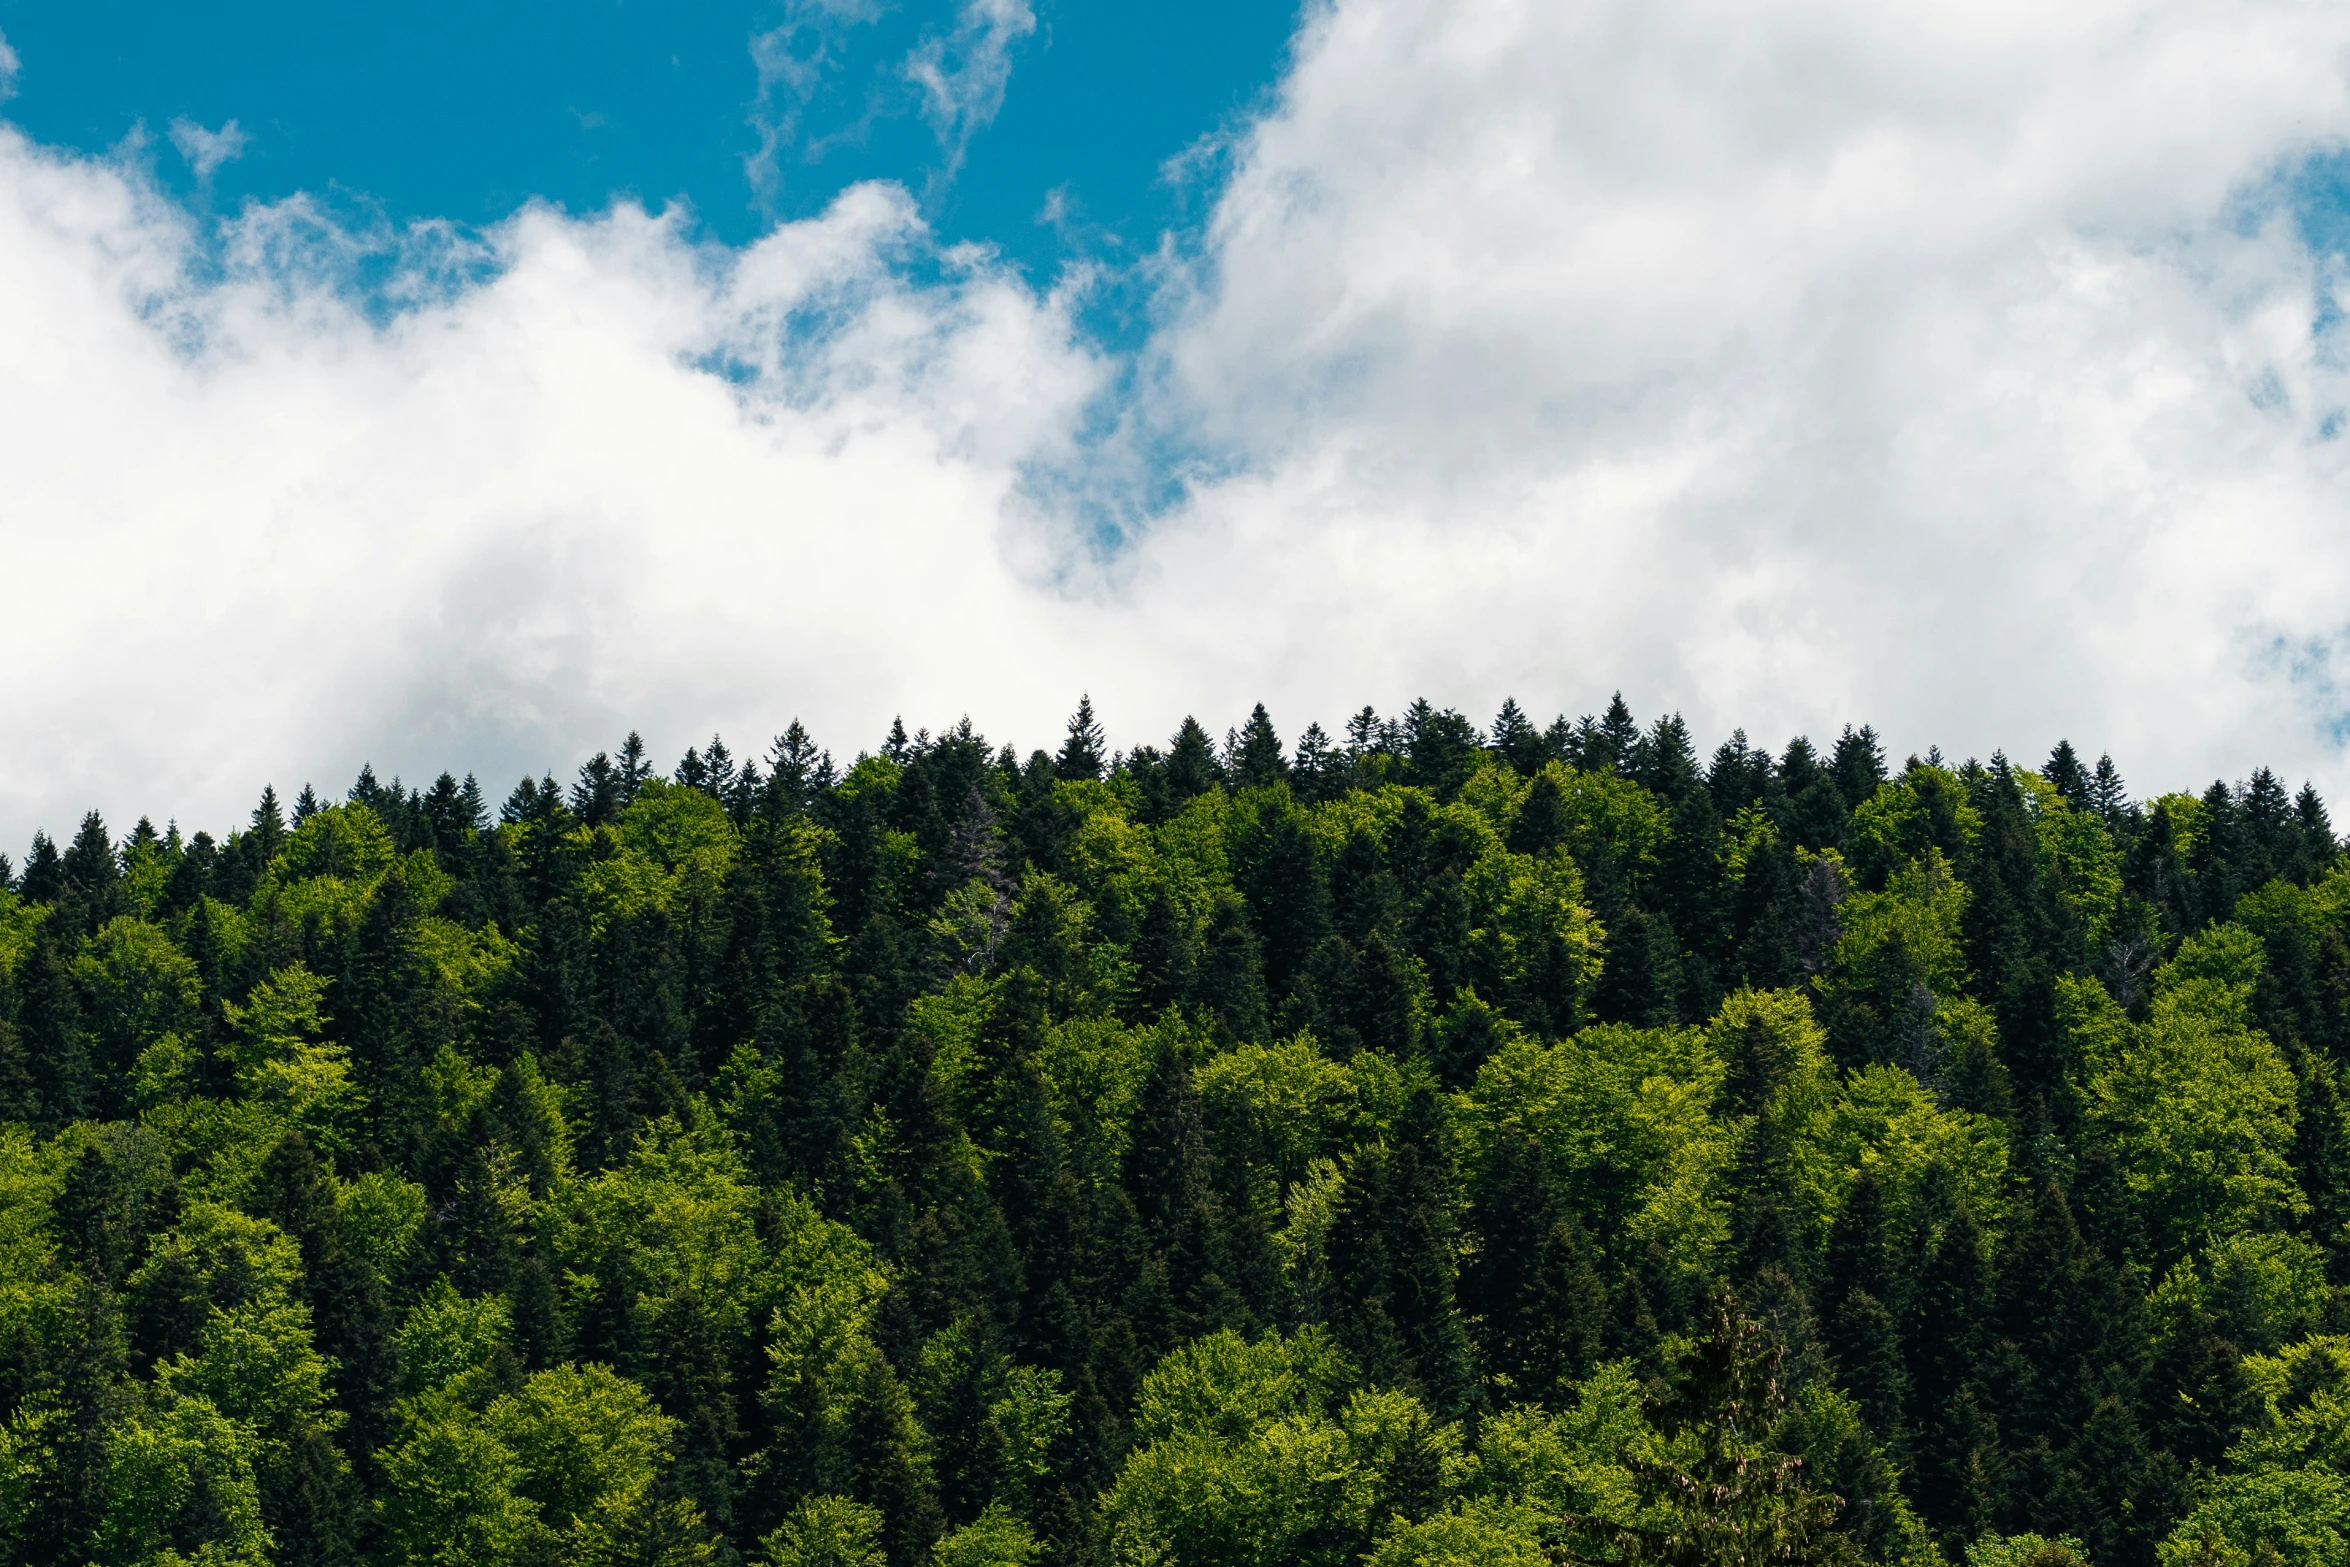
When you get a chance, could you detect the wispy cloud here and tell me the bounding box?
[745,0,887,209]
[0,29,20,102]
[904,0,1035,184]
[168,117,248,180]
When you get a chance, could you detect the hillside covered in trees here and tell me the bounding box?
[1,695,2347,1567]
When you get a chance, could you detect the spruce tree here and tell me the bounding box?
[1461,1128,1606,1405]
[1568,1292,1864,1567]
[247,1132,397,1467]
[1057,696,1106,782]
[1230,704,1287,790]
[1325,1088,1475,1415]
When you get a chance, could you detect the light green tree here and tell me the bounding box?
[2081,926,2305,1257]
[2159,1334,2350,1567]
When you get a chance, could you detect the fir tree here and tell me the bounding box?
[1057,696,1106,782]
[1229,704,1287,790]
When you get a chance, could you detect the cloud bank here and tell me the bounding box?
[5,0,2350,843]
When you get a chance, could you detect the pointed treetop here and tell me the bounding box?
[768,720,836,812]
[1597,693,1640,773]
[885,716,911,763]
[572,753,621,826]
[2090,754,2127,820]
[1634,713,1699,799]
[1232,703,1287,789]
[252,784,287,851]
[20,832,60,903]
[293,784,320,824]
[1166,715,1222,800]
[616,732,651,802]
[1057,694,1106,781]
[1491,697,1534,752]
[64,811,117,894]
[2044,739,2089,809]
[1829,724,1887,806]
[1293,721,1337,793]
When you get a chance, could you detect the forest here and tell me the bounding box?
[0,693,2344,1567]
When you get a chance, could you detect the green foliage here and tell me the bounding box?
[1565,1295,1865,1567]
[933,1506,1042,1567]
[2086,926,2307,1256]
[2163,1336,2350,1560]
[6,705,2350,1567]
[1968,1535,2090,1567]
[761,1494,886,1567]
[1105,1328,1466,1567]
[383,1364,715,1567]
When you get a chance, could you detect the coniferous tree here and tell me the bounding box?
[1569,1292,1864,1567]
[1461,1128,1606,1405]
[1229,704,1286,790]
[1057,696,1106,783]
[6,695,2346,1567]
[1325,1089,1475,1415]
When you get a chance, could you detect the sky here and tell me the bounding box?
[3,0,2350,847]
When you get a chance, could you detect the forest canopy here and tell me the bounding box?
[0,694,2346,1567]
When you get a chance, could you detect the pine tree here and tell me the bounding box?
[1325,1088,1475,1415]
[247,1132,397,1467]
[1461,1128,1606,1405]
[1568,1291,1864,1567]
[2294,1050,2350,1271]
[1164,716,1222,803]
[1632,713,1702,802]
[1402,702,1483,800]
[19,829,62,902]
[61,810,121,929]
[2044,741,2090,810]
[1230,704,1287,790]
[2291,781,2340,884]
[1508,770,1569,859]
[2090,754,2128,822]
[1121,1045,1246,1346]
[1290,722,1340,803]
[573,752,622,825]
[1830,725,1888,808]
[1491,698,1548,777]
[1594,693,1641,776]
[1057,697,1106,782]
[616,730,652,803]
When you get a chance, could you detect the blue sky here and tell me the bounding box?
[2,0,2349,843]
[0,0,1298,281]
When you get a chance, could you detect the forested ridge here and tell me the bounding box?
[1,693,2347,1567]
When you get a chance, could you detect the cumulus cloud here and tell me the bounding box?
[1120,0,2350,799]
[6,0,2350,845]
[0,131,1107,841]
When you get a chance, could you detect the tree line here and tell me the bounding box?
[0,693,2343,1567]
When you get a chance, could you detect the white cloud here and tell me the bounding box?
[8,0,2350,846]
[0,30,19,102]
[1118,0,2350,799]
[0,131,1108,841]
[746,0,888,207]
[904,0,1036,182]
[168,117,248,180]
